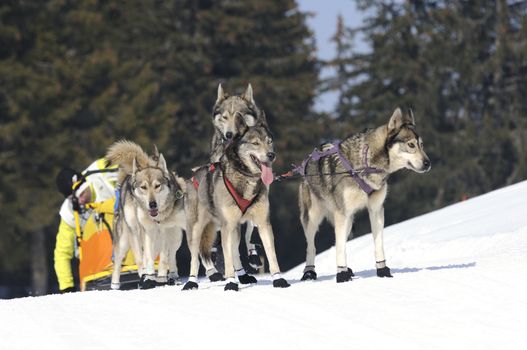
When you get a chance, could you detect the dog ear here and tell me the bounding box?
[406,108,416,126]
[242,83,255,104]
[388,107,404,132]
[244,114,256,127]
[152,144,160,163]
[158,153,169,174]
[175,175,187,194]
[257,110,268,126]
[216,83,225,104]
[132,157,140,173]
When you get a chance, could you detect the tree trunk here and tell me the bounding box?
[31,228,48,296]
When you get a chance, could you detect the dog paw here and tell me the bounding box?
[301,270,317,281]
[182,281,199,291]
[336,269,353,283]
[238,274,257,284]
[139,275,157,289]
[168,277,182,286]
[273,278,290,288]
[248,254,262,269]
[376,266,393,278]
[110,283,121,290]
[224,282,239,291]
[209,272,225,282]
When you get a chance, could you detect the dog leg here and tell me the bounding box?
[254,218,290,288]
[234,225,257,285]
[334,211,354,283]
[300,186,324,281]
[156,228,170,286]
[245,221,261,269]
[168,228,183,286]
[368,209,392,278]
[140,227,157,290]
[110,223,129,290]
[221,224,239,291]
[182,219,207,291]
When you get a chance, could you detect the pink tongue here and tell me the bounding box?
[260,163,274,185]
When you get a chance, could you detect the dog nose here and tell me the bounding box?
[423,159,431,170]
[225,132,233,139]
[149,201,157,209]
[267,152,276,161]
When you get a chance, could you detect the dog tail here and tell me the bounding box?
[199,222,217,264]
[106,140,151,184]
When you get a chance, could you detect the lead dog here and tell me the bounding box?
[298,108,431,282]
[183,124,290,291]
[107,140,187,289]
[211,84,267,273]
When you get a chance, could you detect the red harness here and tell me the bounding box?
[191,163,258,214]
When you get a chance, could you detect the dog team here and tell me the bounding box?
[105,83,431,292]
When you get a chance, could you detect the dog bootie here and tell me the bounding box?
[209,272,225,282]
[336,268,353,283]
[301,266,317,281]
[248,249,262,269]
[376,266,393,278]
[182,281,198,291]
[238,273,257,284]
[224,282,239,291]
[139,274,157,289]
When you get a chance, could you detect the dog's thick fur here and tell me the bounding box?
[210,83,266,163]
[183,124,290,291]
[106,140,187,289]
[210,83,268,271]
[299,108,431,282]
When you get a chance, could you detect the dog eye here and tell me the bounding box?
[140,185,147,190]
[252,142,260,146]
[407,142,416,149]
[154,184,161,189]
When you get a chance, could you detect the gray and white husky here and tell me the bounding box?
[298,108,431,282]
[211,83,267,272]
[106,140,187,289]
[183,124,290,291]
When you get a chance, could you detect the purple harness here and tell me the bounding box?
[293,140,384,195]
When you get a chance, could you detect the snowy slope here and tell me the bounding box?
[1,181,527,350]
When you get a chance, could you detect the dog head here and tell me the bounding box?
[233,124,275,185]
[386,107,431,173]
[131,153,173,218]
[212,83,265,142]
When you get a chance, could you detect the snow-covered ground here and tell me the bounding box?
[1,181,527,350]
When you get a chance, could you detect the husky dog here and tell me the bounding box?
[210,83,266,162]
[211,83,267,272]
[183,124,290,291]
[299,108,431,283]
[106,140,187,289]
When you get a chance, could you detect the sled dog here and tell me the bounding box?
[298,108,431,282]
[211,83,267,272]
[183,124,290,291]
[106,140,187,289]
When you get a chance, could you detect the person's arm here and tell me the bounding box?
[54,219,76,291]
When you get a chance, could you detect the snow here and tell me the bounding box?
[2,181,527,350]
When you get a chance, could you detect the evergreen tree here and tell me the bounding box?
[0,0,320,295]
[329,0,527,225]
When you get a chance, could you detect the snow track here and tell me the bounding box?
[2,182,527,349]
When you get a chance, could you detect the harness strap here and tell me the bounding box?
[222,175,257,214]
[191,162,258,214]
[293,141,384,195]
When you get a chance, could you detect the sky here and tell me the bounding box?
[2,179,527,349]
[297,0,369,113]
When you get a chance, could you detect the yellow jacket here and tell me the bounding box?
[54,158,117,291]
[54,219,77,290]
